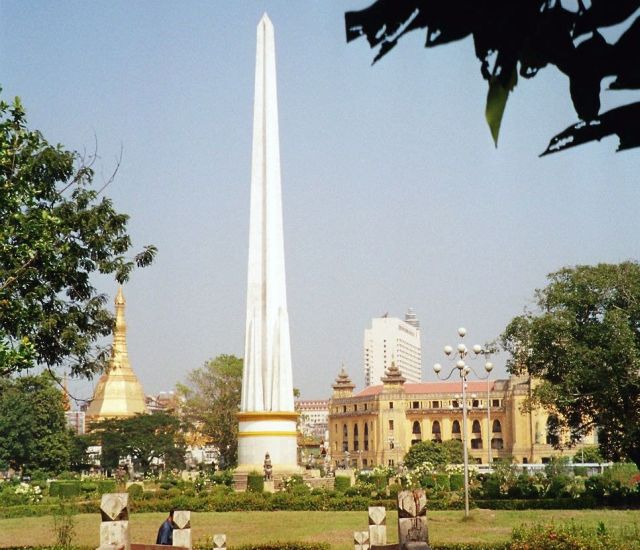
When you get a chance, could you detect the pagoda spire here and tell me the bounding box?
[85,286,147,423]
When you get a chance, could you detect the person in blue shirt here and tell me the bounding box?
[156,509,175,545]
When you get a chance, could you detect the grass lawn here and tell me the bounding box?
[0,509,638,549]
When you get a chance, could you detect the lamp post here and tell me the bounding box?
[434,327,493,518]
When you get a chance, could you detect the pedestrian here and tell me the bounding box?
[156,509,175,545]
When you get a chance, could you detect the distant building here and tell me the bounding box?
[65,410,86,435]
[329,366,597,469]
[146,391,179,413]
[296,399,329,438]
[364,309,422,385]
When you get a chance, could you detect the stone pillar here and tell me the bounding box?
[397,490,430,550]
[97,493,130,550]
[353,531,370,550]
[213,534,226,550]
[368,506,387,546]
[172,510,191,549]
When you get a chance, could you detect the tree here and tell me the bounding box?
[92,412,185,474]
[0,93,156,379]
[404,439,464,470]
[0,373,71,473]
[501,262,640,468]
[345,1,640,155]
[177,354,243,468]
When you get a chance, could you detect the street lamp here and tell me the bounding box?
[433,327,493,518]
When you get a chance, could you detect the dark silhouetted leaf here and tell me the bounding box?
[541,102,640,156]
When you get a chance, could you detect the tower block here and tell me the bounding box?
[237,14,298,473]
[86,287,147,423]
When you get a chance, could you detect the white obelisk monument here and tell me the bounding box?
[237,14,298,473]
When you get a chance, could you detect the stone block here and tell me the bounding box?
[354,530,370,550]
[397,490,429,550]
[173,510,191,530]
[213,534,226,550]
[100,493,129,522]
[368,506,387,546]
[99,520,129,550]
[173,528,191,549]
[263,480,275,493]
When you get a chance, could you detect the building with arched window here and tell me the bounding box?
[328,364,597,469]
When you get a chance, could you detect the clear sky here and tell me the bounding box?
[2,1,639,402]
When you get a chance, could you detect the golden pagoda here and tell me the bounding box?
[86,286,148,423]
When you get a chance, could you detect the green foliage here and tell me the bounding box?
[126,483,143,499]
[502,262,640,469]
[334,475,351,492]
[51,500,76,550]
[92,412,185,473]
[199,544,330,550]
[450,474,464,491]
[345,3,640,155]
[177,355,243,468]
[0,374,71,472]
[0,93,156,379]
[573,446,604,464]
[49,481,81,499]
[511,521,640,550]
[96,480,116,495]
[404,439,464,470]
[247,473,264,493]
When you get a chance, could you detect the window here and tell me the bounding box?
[492,420,502,433]
[546,415,560,445]
[353,425,359,451]
[388,459,394,467]
[432,400,440,408]
[342,424,348,452]
[364,423,369,451]
[472,399,479,408]
[354,404,358,411]
[411,420,422,446]
[472,420,481,434]
[363,459,368,467]
[412,401,420,409]
[491,437,504,450]
[452,399,460,408]
[492,399,500,407]
[471,438,483,449]
[522,458,528,464]
[364,403,368,411]
[389,402,394,409]
[432,420,442,441]
[343,405,347,413]
[388,419,394,430]
[451,420,461,440]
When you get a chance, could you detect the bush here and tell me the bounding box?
[450,474,464,491]
[80,482,98,495]
[334,475,351,492]
[207,544,330,550]
[510,521,640,550]
[247,473,264,493]
[97,480,117,495]
[127,484,144,499]
[49,481,81,499]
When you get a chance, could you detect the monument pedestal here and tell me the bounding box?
[236,411,299,473]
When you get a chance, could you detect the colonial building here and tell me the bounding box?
[364,311,422,385]
[329,365,596,469]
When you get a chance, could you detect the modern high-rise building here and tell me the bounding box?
[364,309,422,385]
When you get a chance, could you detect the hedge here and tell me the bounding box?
[450,474,464,491]
[334,476,351,492]
[474,496,598,510]
[247,474,264,493]
[49,481,81,498]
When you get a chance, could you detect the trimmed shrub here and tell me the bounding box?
[334,475,351,492]
[49,481,81,499]
[217,544,329,550]
[435,474,451,491]
[247,473,264,493]
[97,480,117,495]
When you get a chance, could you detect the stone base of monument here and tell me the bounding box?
[263,480,275,493]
